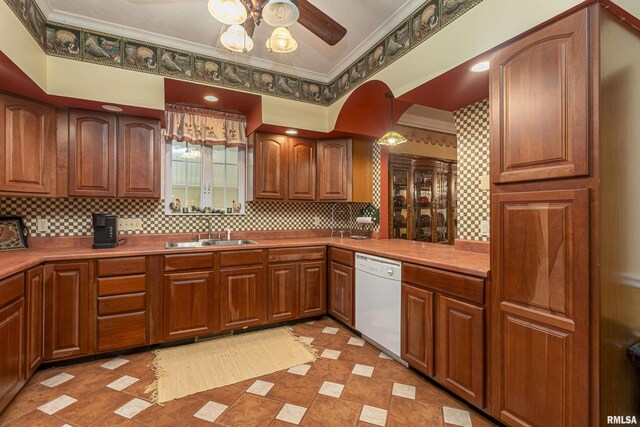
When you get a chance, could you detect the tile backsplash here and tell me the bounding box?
[454,99,490,242]
[0,145,381,238]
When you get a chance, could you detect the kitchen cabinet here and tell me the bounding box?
[0,93,56,195]
[68,109,116,197]
[437,296,484,408]
[401,283,434,376]
[117,116,161,198]
[220,266,265,330]
[266,247,326,322]
[317,138,350,200]
[254,133,288,199]
[25,266,44,376]
[0,274,26,413]
[44,262,92,361]
[327,248,354,326]
[162,254,217,340]
[96,257,148,352]
[288,137,316,200]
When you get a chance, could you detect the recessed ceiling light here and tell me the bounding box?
[102,105,123,112]
[204,95,219,102]
[285,129,298,135]
[469,61,490,73]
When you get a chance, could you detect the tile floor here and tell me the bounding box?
[0,317,497,427]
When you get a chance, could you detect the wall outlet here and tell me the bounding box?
[36,219,49,232]
[479,175,490,190]
[117,218,142,231]
[480,220,490,237]
[313,216,321,226]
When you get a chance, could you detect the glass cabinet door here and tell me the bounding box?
[434,167,449,243]
[412,168,433,242]
[392,168,409,239]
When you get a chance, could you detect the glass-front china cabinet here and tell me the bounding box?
[389,154,457,244]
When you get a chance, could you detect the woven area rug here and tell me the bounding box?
[145,327,317,404]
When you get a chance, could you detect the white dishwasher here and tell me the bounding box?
[355,253,402,358]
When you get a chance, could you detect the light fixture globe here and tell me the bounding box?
[220,25,254,52]
[376,130,407,146]
[266,27,298,53]
[208,0,247,25]
[262,0,299,27]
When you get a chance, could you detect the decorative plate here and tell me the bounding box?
[0,216,29,250]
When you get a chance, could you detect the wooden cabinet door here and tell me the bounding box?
[0,299,25,412]
[288,138,315,200]
[299,261,325,318]
[163,271,217,340]
[328,262,353,326]
[255,134,288,199]
[220,266,265,330]
[437,296,484,408]
[267,264,297,322]
[490,9,589,184]
[317,138,351,200]
[68,109,116,197]
[491,189,589,427]
[44,262,91,360]
[401,283,434,376]
[26,266,44,376]
[117,116,161,198]
[0,94,55,194]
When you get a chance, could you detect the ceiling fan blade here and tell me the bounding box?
[296,0,346,46]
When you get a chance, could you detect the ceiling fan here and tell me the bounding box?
[129,0,346,51]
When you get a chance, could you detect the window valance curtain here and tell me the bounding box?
[395,125,457,149]
[164,104,247,147]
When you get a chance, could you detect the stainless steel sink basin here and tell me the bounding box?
[165,239,257,249]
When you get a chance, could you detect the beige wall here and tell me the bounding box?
[599,9,640,421]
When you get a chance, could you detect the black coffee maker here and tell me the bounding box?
[92,213,117,249]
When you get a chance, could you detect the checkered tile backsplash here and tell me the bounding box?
[0,146,381,238]
[454,99,490,242]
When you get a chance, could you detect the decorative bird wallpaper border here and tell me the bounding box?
[5,0,483,106]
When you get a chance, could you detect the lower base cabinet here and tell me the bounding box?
[401,283,435,376]
[328,261,354,326]
[299,261,326,317]
[0,297,25,412]
[267,260,326,322]
[25,266,44,376]
[44,262,91,361]
[220,266,265,330]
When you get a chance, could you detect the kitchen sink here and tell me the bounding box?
[165,239,257,248]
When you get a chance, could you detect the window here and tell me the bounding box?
[165,140,246,215]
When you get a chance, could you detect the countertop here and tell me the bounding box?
[0,237,490,281]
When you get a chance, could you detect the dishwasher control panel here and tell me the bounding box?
[355,253,402,280]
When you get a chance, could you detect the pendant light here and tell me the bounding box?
[207,0,247,25]
[377,92,407,146]
[220,24,254,53]
[266,27,298,53]
[262,0,299,27]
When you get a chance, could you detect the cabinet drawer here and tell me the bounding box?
[0,273,24,305]
[97,257,146,277]
[164,253,214,272]
[98,293,146,316]
[97,275,146,296]
[219,250,264,267]
[403,263,484,305]
[330,247,353,267]
[268,246,325,263]
[97,312,147,352]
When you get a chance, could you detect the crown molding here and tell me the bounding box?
[324,0,425,82]
[398,112,457,134]
[44,9,329,82]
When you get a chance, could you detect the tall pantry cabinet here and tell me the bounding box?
[489,4,640,426]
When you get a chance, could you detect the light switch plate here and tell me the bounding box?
[480,220,490,237]
[480,175,490,190]
[314,216,321,226]
[117,218,142,231]
[36,219,49,232]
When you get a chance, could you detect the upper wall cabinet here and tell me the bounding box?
[67,109,161,199]
[117,116,161,198]
[253,133,372,203]
[490,10,589,184]
[0,93,56,195]
[254,133,288,199]
[69,109,117,197]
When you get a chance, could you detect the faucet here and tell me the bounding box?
[216,228,232,240]
[200,216,213,240]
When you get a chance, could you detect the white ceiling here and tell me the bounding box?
[36,0,425,82]
[399,105,456,134]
